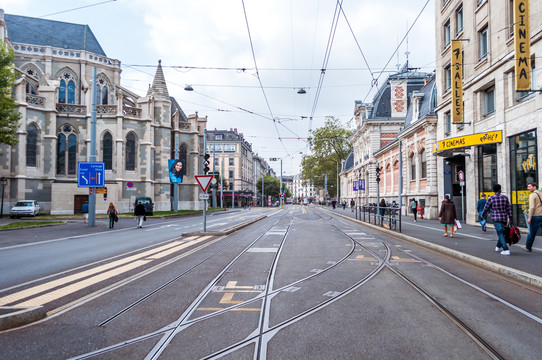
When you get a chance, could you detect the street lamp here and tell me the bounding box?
[0,177,7,219]
[269,157,283,207]
[184,85,194,91]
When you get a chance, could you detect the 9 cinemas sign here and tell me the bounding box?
[451,41,463,123]
[514,0,531,91]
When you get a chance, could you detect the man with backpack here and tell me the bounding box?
[523,182,542,252]
[482,184,513,255]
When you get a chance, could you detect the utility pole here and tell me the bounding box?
[88,67,97,227]
[212,144,216,208]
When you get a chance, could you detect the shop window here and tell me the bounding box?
[478,144,497,194]
[510,130,538,227]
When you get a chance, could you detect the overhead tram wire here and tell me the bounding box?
[362,0,431,103]
[241,0,292,159]
[38,0,118,18]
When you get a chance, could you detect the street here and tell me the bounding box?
[0,205,541,359]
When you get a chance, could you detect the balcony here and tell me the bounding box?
[56,103,86,115]
[96,105,117,115]
[26,94,45,107]
[122,105,141,118]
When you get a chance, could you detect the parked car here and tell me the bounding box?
[134,197,154,216]
[10,200,40,218]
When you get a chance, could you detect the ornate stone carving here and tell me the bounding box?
[26,94,45,107]
[122,105,141,117]
[56,103,86,115]
[96,105,116,114]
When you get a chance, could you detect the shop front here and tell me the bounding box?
[509,129,538,228]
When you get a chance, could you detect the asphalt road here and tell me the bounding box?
[1,205,541,359]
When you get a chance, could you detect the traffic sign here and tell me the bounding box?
[78,162,105,187]
[199,193,210,200]
[127,181,134,188]
[195,175,213,192]
[458,170,464,182]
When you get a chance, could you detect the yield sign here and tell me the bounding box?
[195,175,213,192]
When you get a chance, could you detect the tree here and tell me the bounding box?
[0,40,20,147]
[301,116,353,198]
[256,175,290,200]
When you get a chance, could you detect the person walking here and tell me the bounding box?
[107,202,118,229]
[379,198,387,218]
[438,194,457,238]
[482,184,513,255]
[523,182,542,252]
[410,198,418,222]
[350,199,355,212]
[82,201,89,223]
[134,201,146,228]
[477,194,487,232]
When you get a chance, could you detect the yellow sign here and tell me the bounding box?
[451,40,463,123]
[522,154,536,172]
[512,190,530,205]
[96,187,107,194]
[514,0,531,91]
[433,131,502,153]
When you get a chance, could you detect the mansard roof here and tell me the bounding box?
[404,75,437,129]
[343,151,354,172]
[207,129,253,150]
[5,14,106,56]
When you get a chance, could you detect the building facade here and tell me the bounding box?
[0,11,205,214]
[434,0,541,226]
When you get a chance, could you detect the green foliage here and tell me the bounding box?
[300,116,353,197]
[256,175,290,199]
[0,40,21,147]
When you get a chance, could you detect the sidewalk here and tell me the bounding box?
[326,206,542,288]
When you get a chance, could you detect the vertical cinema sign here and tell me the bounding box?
[514,0,531,91]
[451,40,463,123]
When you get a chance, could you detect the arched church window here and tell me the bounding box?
[126,132,136,171]
[26,124,38,167]
[103,132,113,170]
[57,125,77,175]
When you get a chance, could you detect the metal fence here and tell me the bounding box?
[354,205,402,232]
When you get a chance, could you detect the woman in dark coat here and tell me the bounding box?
[438,194,457,237]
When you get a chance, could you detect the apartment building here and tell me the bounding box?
[434,0,541,226]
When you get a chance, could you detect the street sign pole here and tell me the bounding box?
[89,67,97,226]
[203,129,207,232]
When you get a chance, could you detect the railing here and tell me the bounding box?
[26,94,45,107]
[122,105,141,117]
[355,205,401,232]
[56,103,87,115]
[96,105,117,115]
[179,122,191,131]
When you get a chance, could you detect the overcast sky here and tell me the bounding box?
[3,0,436,175]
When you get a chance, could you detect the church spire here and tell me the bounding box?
[150,60,169,98]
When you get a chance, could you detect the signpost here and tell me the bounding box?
[458,170,465,221]
[195,175,213,232]
[77,162,105,188]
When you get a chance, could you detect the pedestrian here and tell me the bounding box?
[481,184,513,255]
[438,194,457,238]
[350,198,355,212]
[410,198,418,222]
[477,194,487,232]
[134,201,146,228]
[107,202,118,229]
[523,182,542,252]
[342,201,346,210]
[332,199,337,209]
[379,198,387,218]
[82,201,89,223]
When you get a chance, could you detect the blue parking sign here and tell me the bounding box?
[78,162,105,187]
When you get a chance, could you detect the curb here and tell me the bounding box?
[0,306,46,331]
[182,215,267,237]
[326,209,542,290]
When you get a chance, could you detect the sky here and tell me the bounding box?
[2,0,436,176]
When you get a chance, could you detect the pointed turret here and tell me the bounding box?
[150,60,169,99]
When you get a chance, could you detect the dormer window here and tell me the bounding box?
[215,134,223,140]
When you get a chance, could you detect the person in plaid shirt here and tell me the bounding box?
[481,184,513,255]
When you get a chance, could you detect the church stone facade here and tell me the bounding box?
[0,11,205,214]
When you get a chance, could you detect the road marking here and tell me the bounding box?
[323,291,342,297]
[348,255,378,261]
[246,248,278,253]
[219,292,242,304]
[197,307,260,312]
[0,236,210,307]
[390,256,421,263]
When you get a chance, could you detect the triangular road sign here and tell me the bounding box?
[195,175,213,192]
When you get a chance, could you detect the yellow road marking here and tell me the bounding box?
[225,281,254,290]
[219,293,243,304]
[348,255,377,261]
[0,236,209,306]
